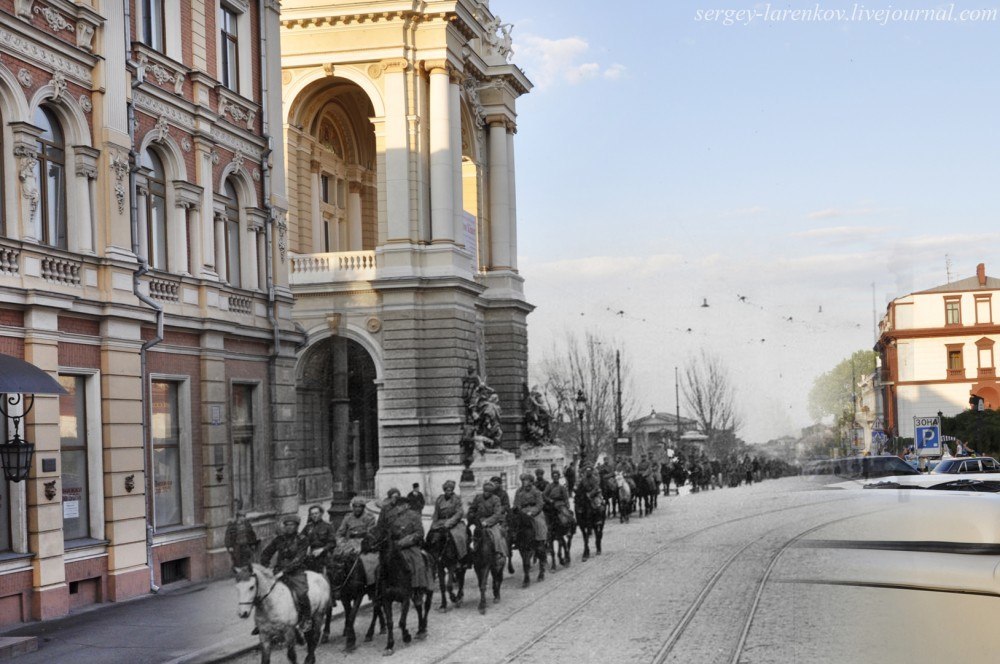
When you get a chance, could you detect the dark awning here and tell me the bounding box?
[0,354,68,395]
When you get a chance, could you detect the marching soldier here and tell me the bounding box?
[260,515,312,633]
[429,480,468,558]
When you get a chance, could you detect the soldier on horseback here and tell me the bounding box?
[301,505,336,572]
[429,480,468,559]
[377,488,434,589]
[335,497,379,584]
[513,473,547,544]
[534,468,549,493]
[260,515,313,633]
[467,481,507,563]
[543,470,573,528]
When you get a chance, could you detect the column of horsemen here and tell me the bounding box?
[228,452,798,660]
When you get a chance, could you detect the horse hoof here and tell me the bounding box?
[437,606,449,613]
[403,633,412,644]
[383,649,394,657]
[455,599,463,608]
[321,633,330,644]
[416,632,428,641]
[522,580,530,588]
[364,636,374,643]
[478,605,486,615]
[493,597,500,604]
[344,645,357,653]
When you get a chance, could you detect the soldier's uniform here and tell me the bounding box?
[381,500,433,589]
[300,513,336,571]
[514,479,547,542]
[224,513,259,568]
[335,500,378,584]
[543,479,573,527]
[467,485,506,560]
[534,471,550,493]
[260,516,311,629]
[430,488,467,558]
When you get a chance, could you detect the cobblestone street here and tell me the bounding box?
[218,479,960,664]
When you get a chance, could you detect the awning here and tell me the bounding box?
[0,354,68,395]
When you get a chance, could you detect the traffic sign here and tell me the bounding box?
[913,415,941,457]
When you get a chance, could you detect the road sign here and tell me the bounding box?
[913,416,941,456]
[871,419,888,450]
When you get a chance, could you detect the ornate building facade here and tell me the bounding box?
[280,0,533,510]
[0,0,298,623]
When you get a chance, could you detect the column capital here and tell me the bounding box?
[380,58,410,74]
[485,115,516,133]
[348,181,364,194]
[73,145,100,180]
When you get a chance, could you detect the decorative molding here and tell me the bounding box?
[208,125,267,161]
[15,0,34,20]
[13,145,39,220]
[218,95,256,131]
[17,68,32,88]
[34,4,73,33]
[133,89,195,129]
[251,168,261,182]
[275,209,287,263]
[108,150,129,215]
[367,64,382,79]
[326,313,342,330]
[136,52,185,94]
[210,149,221,165]
[366,316,382,333]
[78,94,92,113]
[180,136,192,152]
[49,69,67,101]
[379,58,410,74]
[76,21,95,52]
[153,114,170,142]
[0,27,93,85]
[74,145,99,179]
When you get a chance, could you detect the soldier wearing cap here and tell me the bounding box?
[534,468,550,493]
[335,496,378,584]
[514,473,547,543]
[224,504,259,568]
[406,483,425,511]
[260,514,312,632]
[378,488,433,588]
[300,505,336,571]
[490,476,511,512]
[577,464,602,507]
[430,480,467,558]
[543,469,573,527]
[466,481,507,563]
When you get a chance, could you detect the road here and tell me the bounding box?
[220,478,980,664]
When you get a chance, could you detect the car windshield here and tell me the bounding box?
[926,480,1000,493]
[931,460,957,474]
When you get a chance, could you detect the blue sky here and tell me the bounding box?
[500,0,1000,441]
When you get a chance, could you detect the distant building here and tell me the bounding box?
[877,263,1000,438]
[627,409,699,457]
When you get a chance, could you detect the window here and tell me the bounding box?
[222,180,241,287]
[34,106,67,249]
[948,349,963,370]
[221,8,240,92]
[946,344,965,379]
[976,295,992,325]
[151,381,182,528]
[59,375,90,541]
[141,0,165,52]
[232,384,256,511]
[320,175,330,204]
[142,150,168,270]
[945,297,962,325]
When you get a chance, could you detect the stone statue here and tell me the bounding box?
[523,384,552,447]
[460,368,503,478]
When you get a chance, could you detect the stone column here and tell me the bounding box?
[135,179,149,263]
[310,160,323,252]
[214,212,227,283]
[256,229,267,291]
[506,128,518,271]
[347,184,363,251]
[382,59,412,242]
[449,73,464,245]
[196,142,217,278]
[428,63,454,244]
[245,226,258,291]
[74,146,99,254]
[170,202,190,275]
[487,119,510,269]
[331,337,351,502]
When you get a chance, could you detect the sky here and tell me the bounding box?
[497,0,1000,442]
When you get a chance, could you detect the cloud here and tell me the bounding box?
[791,226,891,243]
[516,34,625,90]
[805,207,880,220]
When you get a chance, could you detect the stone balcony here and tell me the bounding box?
[289,251,377,286]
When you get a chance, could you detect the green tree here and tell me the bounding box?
[941,410,1000,458]
[808,350,877,428]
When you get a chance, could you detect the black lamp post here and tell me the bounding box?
[0,354,69,483]
[574,390,587,462]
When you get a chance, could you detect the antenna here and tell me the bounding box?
[946,254,953,284]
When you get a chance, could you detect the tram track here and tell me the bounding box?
[423,494,859,664]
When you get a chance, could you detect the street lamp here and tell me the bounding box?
[574,390,587,462]
[0,354,68,482]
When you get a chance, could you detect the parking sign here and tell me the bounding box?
[913,416,941,457]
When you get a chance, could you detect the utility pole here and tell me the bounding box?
[675,366,681,442]
[615,350,623,438]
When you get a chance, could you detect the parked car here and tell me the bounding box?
[804,455,918,480]
[931,456,1000,475]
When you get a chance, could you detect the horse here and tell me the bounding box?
[235,563,331,664]
[574,489,605,561]
[544,506,575,570]
[615,473,633,524]
[469,523,505,614]
[510,509,547,586]
[365,526,433,655]
[660,463,673,497]
[600,473,620,516]
[323,550,385,651]
[424,527,467,612]
[631,472,657,517]
[671,464,688,495]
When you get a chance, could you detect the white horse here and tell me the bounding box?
[235,563,332,664]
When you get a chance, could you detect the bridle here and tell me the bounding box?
[237,568,279,609]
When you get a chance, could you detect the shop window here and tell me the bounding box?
[59,375,90,541]
[232,383,256,511]
[152,381,182,528]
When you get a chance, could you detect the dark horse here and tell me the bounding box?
[424,528,467,612]
[574,489,605,561]
[544,508,575,570]
[322,551,385,652]
[631,473,657,517]
[510,509,547,587]
[364,527,433,656]
[469,524,505,614]
[600,474,620,517]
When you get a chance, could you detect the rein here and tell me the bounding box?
[331,555,361,595]
[238,568,280,608]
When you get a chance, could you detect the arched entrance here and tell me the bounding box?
[296,337,379,511]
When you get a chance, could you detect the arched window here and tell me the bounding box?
[222,179,241,287]
[34,106,67,249]
[141,150,168,270]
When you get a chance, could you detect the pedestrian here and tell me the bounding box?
[534,468,549,493]
[407,482,426,511]
[224,504,259,568]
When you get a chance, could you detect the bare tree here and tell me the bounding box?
[533,330,637,461]
[682,350,743,457]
